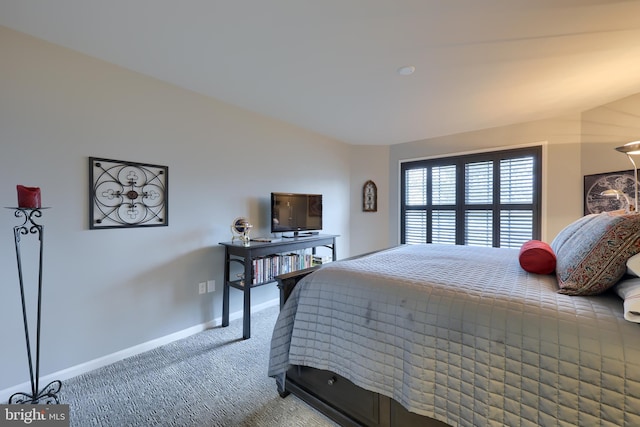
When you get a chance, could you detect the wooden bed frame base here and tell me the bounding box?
[275,267,450,427]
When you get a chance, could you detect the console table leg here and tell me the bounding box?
[222,282,230,327]
[243,289,251,339]
[243,262,252,339]
[222,249,230,327]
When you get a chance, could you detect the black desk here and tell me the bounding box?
[219,234,338,339]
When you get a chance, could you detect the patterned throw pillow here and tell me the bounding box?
[551,212,640,296]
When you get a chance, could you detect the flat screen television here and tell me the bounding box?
[271,192,323,236]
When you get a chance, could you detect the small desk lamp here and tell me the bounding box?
[615,141,640,213]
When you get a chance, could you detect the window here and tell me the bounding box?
[401,146,541,248]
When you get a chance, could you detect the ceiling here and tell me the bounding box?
[2,0,640,145]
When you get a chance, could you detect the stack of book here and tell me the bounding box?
[312,255,333,266]
[251,250,314,284]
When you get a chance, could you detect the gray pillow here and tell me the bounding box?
[551,212,640,296]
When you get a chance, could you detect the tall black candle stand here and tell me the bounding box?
[7,207,61,404]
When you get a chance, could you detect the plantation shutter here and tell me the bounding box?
[499,156,535,248]
[401,146,541,247]
[432,165,456,244]
[465,161,493,246]
[404,168,428,244]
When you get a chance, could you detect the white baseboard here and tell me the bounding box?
[0,299,279,403]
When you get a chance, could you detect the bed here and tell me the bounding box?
[268,212,640,427]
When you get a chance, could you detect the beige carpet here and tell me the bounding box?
[59,305,339,426]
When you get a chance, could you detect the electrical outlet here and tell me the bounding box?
[198,282,206,294]
[207,280,215,293]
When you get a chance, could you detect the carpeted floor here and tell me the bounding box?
[59,305,339,426]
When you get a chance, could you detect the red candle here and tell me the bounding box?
[17,185,41,208]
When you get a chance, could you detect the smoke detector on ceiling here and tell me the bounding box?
[397,65,416,76]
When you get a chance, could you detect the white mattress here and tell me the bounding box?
[269,244,640,427]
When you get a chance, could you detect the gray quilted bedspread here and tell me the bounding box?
[268,244,640,427]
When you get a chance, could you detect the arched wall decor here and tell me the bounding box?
[363,180,377,212]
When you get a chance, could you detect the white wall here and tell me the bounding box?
[0,26,351,392]
[348,145,391,256]
[581,92,640,177]
[388,115,584,245]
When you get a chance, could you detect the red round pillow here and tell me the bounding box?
[519,240,556,274]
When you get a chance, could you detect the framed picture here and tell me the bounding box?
[584,169,635,215]
[89,157,169,229]
[363,180,377,212]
